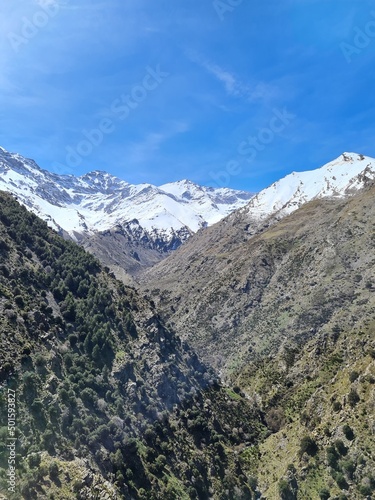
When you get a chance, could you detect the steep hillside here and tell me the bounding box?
[142,183,375,379]
[0,192,265,499]
[141,183,375,498]
[236,313,375,499]
[0,147,252,277]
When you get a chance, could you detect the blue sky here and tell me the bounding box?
[1,0,375,192]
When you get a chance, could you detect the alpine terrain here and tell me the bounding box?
[142,152,375,369]
[0,147,252,279]
[141,153,375,497]
[1,150,375,499]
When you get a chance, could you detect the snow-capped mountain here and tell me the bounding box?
[0,147,253,248]
[239,152,375,224]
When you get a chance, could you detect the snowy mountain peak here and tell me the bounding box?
[241,152,375,222]
[79,170,129,193]
[0,147,253,247]
[2,146,373,253]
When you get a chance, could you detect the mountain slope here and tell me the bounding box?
[0,147,252,278]
[237,302,375,499]
[140,167,375,498]
[141,167,375,377]
[0,191,264,499]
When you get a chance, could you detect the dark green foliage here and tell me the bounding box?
[333,471,348,489]
[319,488,330,500]
[327,445,339,469]
[299,435,318,456]
[358,484,373,496]
[342,424,354,441]
[349,370,359,383]
[48,462,59,481]
[332,400,342,412]
[335,439,348,456]
[348,388,360,407]
[278,479,293,499]
[341,458,355,479]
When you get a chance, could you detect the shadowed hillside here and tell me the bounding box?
[0,192,264,499]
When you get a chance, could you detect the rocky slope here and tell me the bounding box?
[140,168,375,498]
[0,147,252,277]
[237,303,375,499]
[141,154,375,376]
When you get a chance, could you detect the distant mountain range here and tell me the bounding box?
[1,147,375,278]
[0,146,254,278]
[0,146,252,243]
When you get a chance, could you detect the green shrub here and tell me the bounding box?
[278,479,291,497]
[348,389,360,407]
[319,489,330,500]
[334,472,348,489]
[358,484,372,496]
[48,462,59,481]
[35,354,47,367]
[349,370,359,383]
[299,435,318,456]
[154,454,167,472]
[341,458,355,479]
[342,424,354,440]
[28,453,41,468]
[335,440,347,456]
[14,294,25,307]
[332,401,342,412]
[327,446,339,469]
[248,476,258,490]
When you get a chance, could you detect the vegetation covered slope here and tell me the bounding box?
[0,192,265,499]
[236,310,375,499]
[141,185,375,498]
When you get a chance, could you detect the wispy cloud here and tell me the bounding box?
[186,51,278,104]
[0,0,373,193]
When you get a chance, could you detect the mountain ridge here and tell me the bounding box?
[0,146,254,279]
[231,152,375,231]
[0,146,252,242]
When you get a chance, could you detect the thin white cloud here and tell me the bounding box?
[205,64,239,96]
[187,51,278,104]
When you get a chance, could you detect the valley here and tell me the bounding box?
[0,149,375,499]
